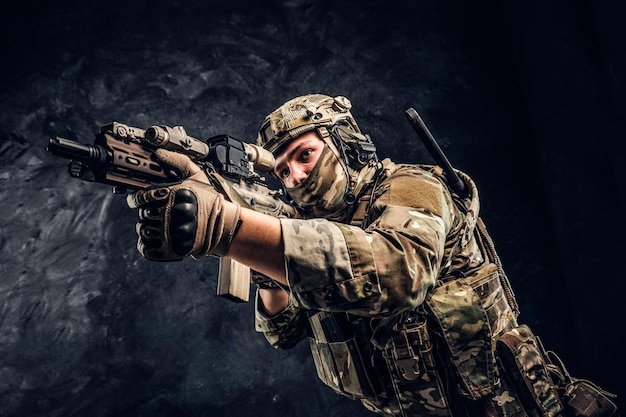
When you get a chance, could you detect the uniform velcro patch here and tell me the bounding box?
[387,172,444,217]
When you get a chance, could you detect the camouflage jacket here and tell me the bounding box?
[254,159,518,416]
[255,158,484,344]
[254,159,617,417]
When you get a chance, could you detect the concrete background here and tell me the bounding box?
[0,0,623,415]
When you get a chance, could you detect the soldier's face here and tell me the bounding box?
[274,132,325,188]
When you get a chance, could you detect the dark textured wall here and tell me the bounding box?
[0,1,624,416]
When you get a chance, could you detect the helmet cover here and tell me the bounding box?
[257,94,360,154]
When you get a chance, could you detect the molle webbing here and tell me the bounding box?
[350,192,373,227]
[378,313,451,417]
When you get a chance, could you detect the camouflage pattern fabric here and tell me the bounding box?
[252,94,619,416]
[257,94,361,154]
[255,159,470,416]
[254,293,308,350]
[374,314,451,416]
[284,144,351,221]
[496,325,563,417]
[253,159,613,417]
[425,278,496,399]
[278,159,459,316]
[306,311,382,400]
[257,93,380,222]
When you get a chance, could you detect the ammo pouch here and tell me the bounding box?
[424,263,502,400]
[307,311,380,400]
[496,325,563,417]
[378,311,451,417]
[307,310,452,416]
[496,325,618,417]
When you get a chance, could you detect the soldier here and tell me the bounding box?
[128,94,617,417]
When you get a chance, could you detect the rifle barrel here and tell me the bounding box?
[47,137,109,166]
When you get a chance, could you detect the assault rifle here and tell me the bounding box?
[47,121,297,303]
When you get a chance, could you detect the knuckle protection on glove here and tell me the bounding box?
[135,221,183,262]
[169,189,199,256]
[131,177,242,261]
[136,221,164,248]
[138,223,162,239]
[139,206,164,221]
[169,182,241,258]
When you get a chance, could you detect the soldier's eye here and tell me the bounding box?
[300,148,313,162]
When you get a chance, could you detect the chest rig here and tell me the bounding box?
[304,164,618,417]
[304,164,527,417]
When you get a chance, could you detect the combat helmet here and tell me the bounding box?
[257,94,380,220]
[257,94,376,170]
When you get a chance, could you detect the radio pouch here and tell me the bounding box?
[496,325,563,417]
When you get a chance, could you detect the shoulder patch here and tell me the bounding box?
[387,171,445,217]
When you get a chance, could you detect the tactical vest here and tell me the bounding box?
[305,165,617,417]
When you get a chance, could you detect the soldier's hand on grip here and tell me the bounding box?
[126,149,241,261]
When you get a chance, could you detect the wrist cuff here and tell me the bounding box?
[209,198,242,256]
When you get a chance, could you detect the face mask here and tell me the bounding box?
[285,144,350,220]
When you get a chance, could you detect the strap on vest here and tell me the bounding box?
[350,191,373,226]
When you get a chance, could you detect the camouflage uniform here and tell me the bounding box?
[254,154,513,415]
[254,95,617,417]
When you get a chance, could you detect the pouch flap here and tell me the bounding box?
[425,279,496,399]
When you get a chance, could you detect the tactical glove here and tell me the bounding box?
[127,149,241,261]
